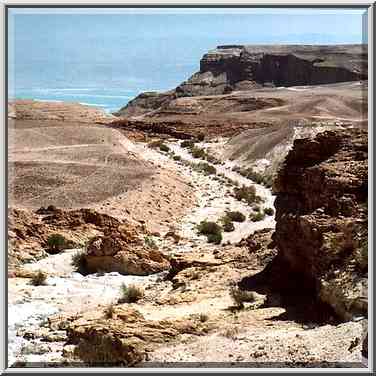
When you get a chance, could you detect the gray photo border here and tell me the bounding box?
[1,1,374,374]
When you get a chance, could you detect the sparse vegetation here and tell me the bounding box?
[197,133,205,141]
[197,220,222,236]
[118,283,144,304]
[250,211,266,222]
[192,162,217,176]
[46,233,67,253]
[197,220,223,244]
[181,140,195,148]
[264,207,274,216]
[230,286,257,309]
[173,155,182,161]
[30,270,47,286]
[226,211,246,222]
[148,140,170,152]
[233,185,262,205]
[220,215,235,232]
[71,250,88,274]
[223,326,240,339]
[232,166,274,188]
[190,146,207,159]
[144,235,158,250]
[207,232,223,244]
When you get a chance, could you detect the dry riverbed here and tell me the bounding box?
[7,137,366,368]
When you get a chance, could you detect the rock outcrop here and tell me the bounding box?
[116,44,367,117]
[63,305,211,365]
[272,129,368,321]
[8,207,147,272]
[84,231,170,275]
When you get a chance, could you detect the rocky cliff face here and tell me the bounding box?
[116,44,367,117]
[177,44,367,96]
[272,129,368,321]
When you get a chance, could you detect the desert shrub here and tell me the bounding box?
[250,211,266,222]
[46,233,67,253]
[197,220,223,244]
[233,185,261,205]
[252,205,261,212]
[159,143,170,152]
[119,283,144,304]
[199,313,209,322]
[226,211,246,222]
[230,286,257,308]
[197,220,222,236]
[264,207,274,216]
[223,326,240,339]
[144,235,158,250]
[181,140,195,148]
[30,270,47,286]
[71,250,88,274]
[148,140,170,152]
[206,153,220,164]
[207,232,223,245]
[197,133,205,141]
[192,162,217,176]
[221,216,235,232]
[104,303,116,319]
[190,146,207,159]
[173,155,182,161]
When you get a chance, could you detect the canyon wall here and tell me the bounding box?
[272,129,368,321]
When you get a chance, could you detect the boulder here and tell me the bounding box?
[84,232,170,275]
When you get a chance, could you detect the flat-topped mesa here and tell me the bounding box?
[177,44,367,96]
[116,44,367,117]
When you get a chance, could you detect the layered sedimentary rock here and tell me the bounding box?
[272,129,368,321]
[116,44,367,117]
[63,305,211,365]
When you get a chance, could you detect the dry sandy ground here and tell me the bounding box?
[8,101,194,233]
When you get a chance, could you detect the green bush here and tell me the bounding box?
[207,232,222,244]
[264,207,274,216]
[226,211,246,222]
[119,283,144,304]
[197,220,222,236]
[148,140,170,152]
[250,211,266,222]
[191,146,207,159]
[197,220,223,244]
[159,143,170,152]
[30,270,47,286]
[192,162,217,176]
[173,155,182,161]
[181,140,195,148]
[233,185,261,205]
[46,233,67,253]
[221,216,235,232]
[197,133,205,142]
